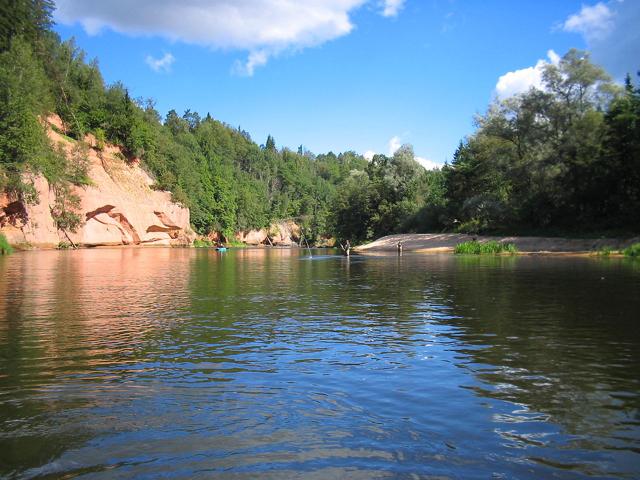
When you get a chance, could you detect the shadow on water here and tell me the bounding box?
[0,249,639,478]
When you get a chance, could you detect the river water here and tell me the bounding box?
[0,248,639,479]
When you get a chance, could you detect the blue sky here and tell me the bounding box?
[52,0,639,168]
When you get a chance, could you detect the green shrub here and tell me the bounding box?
[0,233,13,255]
[501,242,519,254]
[623,243,640,258]
[225,239,245,248]
[454,241,478,254]
[454,218,482,234]
[57,241,72,250]
[94,128,106,151]
[193,238,214,248]
[50,183,83,233]
[596,245,615,256]
[454,240,518,255]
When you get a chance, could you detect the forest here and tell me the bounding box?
[1,0,639,246]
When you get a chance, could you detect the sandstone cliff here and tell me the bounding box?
[0,117,194,248]
[235,220,302,246]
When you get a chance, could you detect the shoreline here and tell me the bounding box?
[355,233,640,255]
[3,243,311,252]
[5,233,639,255]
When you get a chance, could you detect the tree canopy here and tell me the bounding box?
[1,3,638,244]
[443,50,639,234]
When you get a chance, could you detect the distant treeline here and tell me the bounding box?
[1,1,638,244]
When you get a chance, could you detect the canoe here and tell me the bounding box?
[216,247,227,252]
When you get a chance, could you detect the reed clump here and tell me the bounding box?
[454,240,518,255]
[193,238,215,248]
[0,233,13,255]
[595,245,615,256]
[623,243,640,258]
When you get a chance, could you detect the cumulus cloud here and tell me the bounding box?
[233,50,269,76]
[363,150,376,161]
[145,52,175,73]
[388,135,402,155]
[494,50,560,99]
[54,0,403,75]
[562,2,615,42]
[560,1,640,78]
[415,156,441,170]
[381,0,405,17]
[497,2,640,95]
[365,137,440,169]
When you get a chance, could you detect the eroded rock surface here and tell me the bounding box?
[0,117,195,248]
[235,220,301,246]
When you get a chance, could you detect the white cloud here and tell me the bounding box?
[233,50,268,76]
[415,156,441,170]
[145,52,175,72]
[560,1,640,78]
[547,49,560,65]
[562,2,615,42]
[388,135,402,155]
[497,2,639,96]
[381,0,405,17]
[54,0,404,75]
[367,136,440,169]
[494,50,560,99]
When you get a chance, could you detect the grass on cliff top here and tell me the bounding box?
[0,234,13,255]
[454,240,518,255]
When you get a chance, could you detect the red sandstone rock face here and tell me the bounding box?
[206,231,223,243]
[0,117,195,248]
[271,220,301,246]
[235,228,268,245]
[234,220,301,246]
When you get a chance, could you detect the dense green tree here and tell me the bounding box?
[330,145,443,243]
[2,0,637,245]
[330,171,374,243]
[0,0,54,52]
[265,134,276,151]
[443,49,634,234]
[0,36,52,198]
[601,73,640,227]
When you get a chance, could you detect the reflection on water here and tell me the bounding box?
[0,249,639,479]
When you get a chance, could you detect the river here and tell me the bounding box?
[1,248,639,479]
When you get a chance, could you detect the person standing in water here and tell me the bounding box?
[397,241,403,255]
[341,240,351,256]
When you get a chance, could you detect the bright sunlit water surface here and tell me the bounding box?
[1,248,639,479]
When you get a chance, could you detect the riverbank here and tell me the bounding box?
[0,116,194,249]
[355,233,640,255]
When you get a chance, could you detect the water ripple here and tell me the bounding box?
[1,249,639,478]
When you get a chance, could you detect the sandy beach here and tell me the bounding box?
[355,233,640,254]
